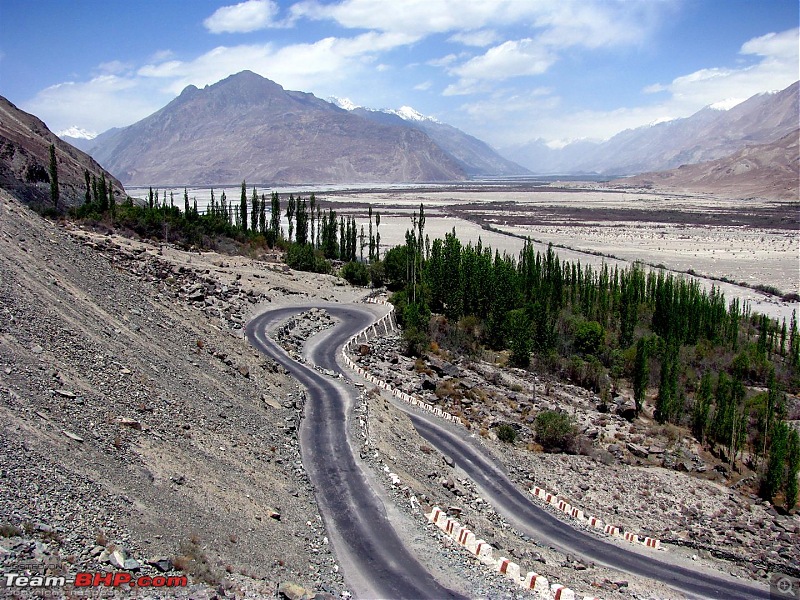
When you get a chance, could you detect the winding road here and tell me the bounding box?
[246,302,769,600]
[247,304,467,600]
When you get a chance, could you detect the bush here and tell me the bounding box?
[285,243,330,274]
[575,320,604,356]
[535,410,577,452]
[496,424,517,444]
[340,261,370,286]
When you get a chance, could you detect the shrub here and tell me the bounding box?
[340,261,370,286]
[575,321,604,356]
[535,410,577,452]
[285,243,330,274]
[496,424,517,444]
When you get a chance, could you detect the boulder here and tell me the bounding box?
[278,581,312,600]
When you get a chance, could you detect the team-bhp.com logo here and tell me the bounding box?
[3,571,188,590]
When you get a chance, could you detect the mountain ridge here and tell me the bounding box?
[0,95,124,207]
[504,81,799,176]
[86,71,476,185]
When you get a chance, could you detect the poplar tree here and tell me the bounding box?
[786,428,799,510]
[251,187,259,233]
[48,144,59,209]
[310,193,316,248]
[633,337,649,415]
[84,169,91,204]
[763,420,788,501]
[286,195,296,242]
[270,192,281,243]
[240,180,248,232]
[692,371,713,443]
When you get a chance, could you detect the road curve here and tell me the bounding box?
[298,302,770,600]
[246,305,468,600]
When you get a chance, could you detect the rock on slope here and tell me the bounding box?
[89,71,467,185]
[617,129,800,200]
[0,190,350,596]
[0,96,123,207]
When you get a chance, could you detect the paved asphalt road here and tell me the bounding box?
[247,303,770,600]
[247,304,468,600]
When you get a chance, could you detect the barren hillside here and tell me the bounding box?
[0,189,361,597]
[619,129,800,200]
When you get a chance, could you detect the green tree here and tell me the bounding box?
[83,169,91,205]
[269,192,281,243]
[287,195,296,242]
[575,321,604,356]
[762,420,788,501]
[692,371,713,443]
[240,180,248,232]
[48,144,59,209]
[633,337,649,415]
[786,428,799,510]
[507,308,532,368]
[341,261,369,286]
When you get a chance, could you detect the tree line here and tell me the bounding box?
[386,204,799,509]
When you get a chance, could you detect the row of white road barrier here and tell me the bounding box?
[531,486,662,551]
[426,506,601,600]
[341,297,462,426]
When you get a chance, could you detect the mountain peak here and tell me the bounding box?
[328,96,361,111]
[57,126,97,140]
[388,106,438,123]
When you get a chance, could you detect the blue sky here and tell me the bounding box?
[0,0,797,149]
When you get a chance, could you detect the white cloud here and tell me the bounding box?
[204,0,281,33]
[448,29,500,47]
[414,80,432,91]
[295,0,668,87]
[450,39,555,82]
[24,75,166,134]
[427,53,460,68]
[137,31,418,96]
[642,27,799,113]
[463,27,800,148]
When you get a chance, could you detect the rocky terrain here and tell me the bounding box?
[0,96,123,208]
[0,189,362,598]
[2,187,796,599]
[348,332,800,587]
[618,129,799,200]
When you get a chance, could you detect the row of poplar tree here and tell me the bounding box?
[387,205,799,508]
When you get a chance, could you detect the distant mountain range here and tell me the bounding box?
[76,71,527,186]
[617,128,799,200]
[504,81,799,176]
[328,99,528,177]
[0,96,123,207]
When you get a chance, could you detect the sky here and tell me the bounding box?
[0,0,797,150]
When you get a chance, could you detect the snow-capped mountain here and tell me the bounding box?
[327,98,527,176]
[386,106,440,123]
[503,81,798,175]
[56,126,97,140]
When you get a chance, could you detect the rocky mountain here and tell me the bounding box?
[338,103,529,177]
[0,96,124,207]
[506,81,799,175]
[617,129,800,200]
[88,71,467,185]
